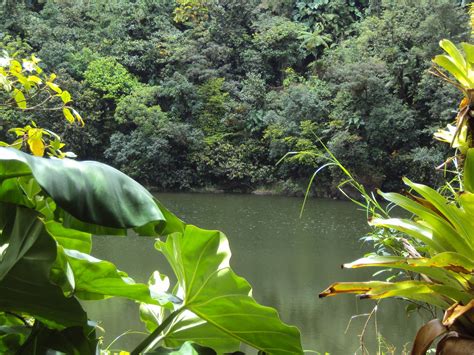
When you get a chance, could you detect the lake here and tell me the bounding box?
[85,193,424,354]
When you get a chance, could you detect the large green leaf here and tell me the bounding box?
[155,225,303,355]
[0,147,165,231]
[146,341,217,355]
[433,54,472,87]
[58,248,156,303]
[439,39,467,73]
[45,220,91,254]
[0,207,87,328]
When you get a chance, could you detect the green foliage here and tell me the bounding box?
[196,77,230,135]
[195,139,274,190]
[318,30,474,353]
[0,47,83,158]
[0,0,469,194]
[105,122,202,190]
[84,57,139,100]
[320,162,474,333]
[0,147,303,353]
[173,0,209,25]
[293,0,369,41]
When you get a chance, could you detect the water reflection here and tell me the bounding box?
[85,193,422,353]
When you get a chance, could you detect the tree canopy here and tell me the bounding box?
[0,0,469,194]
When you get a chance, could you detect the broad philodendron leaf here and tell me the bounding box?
[140,271,180,330]
[45,220,92,254]
[0,147,165,232]
[155,225,303,355]
[0,206,87,328]
[319,280,472,308]
[58,248,156,303]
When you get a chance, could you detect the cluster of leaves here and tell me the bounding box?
[0,46,82,158]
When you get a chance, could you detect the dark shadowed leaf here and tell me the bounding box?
[0,207,87,328]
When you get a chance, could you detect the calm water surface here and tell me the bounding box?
[85,193,423,354]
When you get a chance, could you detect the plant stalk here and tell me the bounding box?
[131,308,184,355]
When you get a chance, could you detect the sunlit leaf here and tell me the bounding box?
[27,137,45,157]
[60,90,72,104]
[46,81,62,94]
[58,248,156,303]
[13,89,26,109]
[343,253,474,290]
[155,225,303,354]
[71,108,84,126]
[63,107,75,123]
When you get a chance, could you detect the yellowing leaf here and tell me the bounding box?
[46,81,62,94]
[13,89,27,109]
[443,300,474,327]
[459,97,469,109]
[63,107,75,123]
[28,137,45,157]
[60,90,72,104]
[31,54,41,64]
[9,60,22,74]
[72,108,84,126]
[27,75,42,85]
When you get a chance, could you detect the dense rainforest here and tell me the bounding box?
[0,0,470,195]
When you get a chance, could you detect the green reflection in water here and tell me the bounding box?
[85,193,423,354]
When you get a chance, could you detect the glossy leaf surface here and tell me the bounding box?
[0,147,165,231]
[156,225,303,355]
[59,248,156,303]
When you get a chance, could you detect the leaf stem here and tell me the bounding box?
[131,308,184,355]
